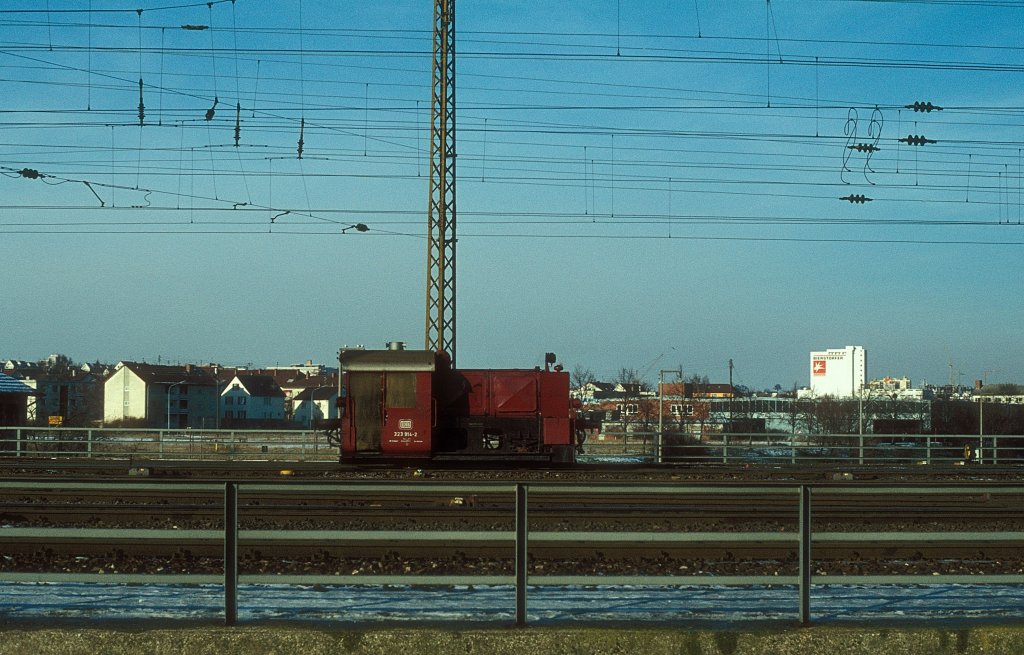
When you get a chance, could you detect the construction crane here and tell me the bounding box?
[424,0,458,365]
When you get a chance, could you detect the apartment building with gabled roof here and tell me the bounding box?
[103,361,219,428]
[291,386,338,428]
[221,374,286,426]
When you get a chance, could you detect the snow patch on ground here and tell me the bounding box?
[2,582,1023,623]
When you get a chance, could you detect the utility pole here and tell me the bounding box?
[728,358,734,434]
[657,368,682,464]
[425,0,458,364]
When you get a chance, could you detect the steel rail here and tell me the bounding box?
[5,480,1024,626]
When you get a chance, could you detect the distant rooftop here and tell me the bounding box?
[0,372,35,395]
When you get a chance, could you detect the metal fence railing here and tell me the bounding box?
[2,427,1022,465]
[0,427,335,461]
[587,430,1023,465]
[2,480,1024,625]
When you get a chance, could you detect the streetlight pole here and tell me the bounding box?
[658,372,664,463]
[728,359,734,435]
[166,381,185,430]
[212,367,220,430]
[979,398,984,464]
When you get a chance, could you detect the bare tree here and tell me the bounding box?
[613,367,658,437]
[613,368,641,427]
[796,396,859,440]
[615,367,652,392]
[688,373,709,388]
[615,367,639,388]
[41,353,75,375]
[570,364,597,396]
[683,374,711,436]
[979,383,1024,396]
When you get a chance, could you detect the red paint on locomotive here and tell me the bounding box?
[332,348,577,462]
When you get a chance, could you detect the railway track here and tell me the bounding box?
[4,528,1024,577]
[2,455,1022,481]
[2,483,1023,529]
[2,481,1024,532]
[3,479,1024,578]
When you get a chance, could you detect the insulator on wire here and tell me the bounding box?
[138,79,145,126]
[905,101,942,113]
[234,103,241,147]
[297,118,305,159]
[182,24,208,30]
[899,134,936,146]
[840,194,872,204]
[18,168,42,179]
[847,143,880,153]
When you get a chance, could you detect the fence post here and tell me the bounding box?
[926,435,932,464]
[722,433,729,464]
[224,481,238,626]
[16,428,22,457]
[858,433,864,465]
[87,429,93,457]
[515,483,528,627]
[799,485,812,626]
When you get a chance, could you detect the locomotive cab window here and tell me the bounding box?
[385,372,417,408]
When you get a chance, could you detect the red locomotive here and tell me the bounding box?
[327,346,579,462]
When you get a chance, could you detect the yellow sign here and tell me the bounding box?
[48,415,64,426]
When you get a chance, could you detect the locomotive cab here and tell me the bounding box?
[338,348,440,458]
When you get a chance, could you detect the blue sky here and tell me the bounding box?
[0,0,1021,390]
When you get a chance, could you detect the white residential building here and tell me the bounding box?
[103,362,218,428]
[221,374,285,424]
[291,386,338,428]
